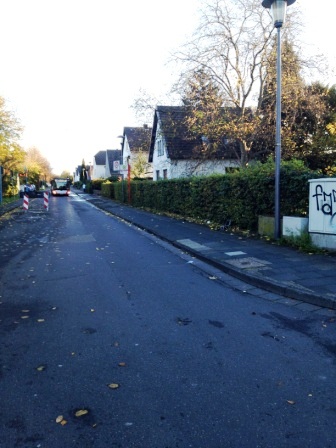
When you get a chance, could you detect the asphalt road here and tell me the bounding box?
[0,194,336,448]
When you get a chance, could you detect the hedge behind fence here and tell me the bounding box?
[111,160,325,230]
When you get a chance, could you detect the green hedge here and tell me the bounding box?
[101,181,114,198]
[113,159,326,231]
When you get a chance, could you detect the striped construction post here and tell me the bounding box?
[43,191,49,210]
[23,194,29,211]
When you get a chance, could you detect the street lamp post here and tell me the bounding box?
[262,0,296,239]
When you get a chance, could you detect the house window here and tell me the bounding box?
[157,140,164,156]
[163,169,168,179]
[156,170,160,180]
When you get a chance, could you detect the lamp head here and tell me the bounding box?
[262,0,296,28]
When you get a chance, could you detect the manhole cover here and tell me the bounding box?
[225,257,271,269]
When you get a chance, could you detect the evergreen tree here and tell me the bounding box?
[80,159,87,183]
[257,38,306,159]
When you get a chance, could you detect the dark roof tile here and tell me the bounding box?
[123,126,152,152]
[94,151,107,165]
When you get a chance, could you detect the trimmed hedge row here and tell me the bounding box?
[110,160,327,231]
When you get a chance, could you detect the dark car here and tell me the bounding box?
[19,185,37,198]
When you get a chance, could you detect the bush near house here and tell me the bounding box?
[113,159,326,231]
[91,179,104,190]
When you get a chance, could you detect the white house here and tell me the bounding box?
[120,126,152,179]
[148,106,240,180]
[92,151,107,179]
[73,165,82,183]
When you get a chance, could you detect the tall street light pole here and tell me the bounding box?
[261,0,296,239]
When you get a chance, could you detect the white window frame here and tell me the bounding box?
[157,139,164,157]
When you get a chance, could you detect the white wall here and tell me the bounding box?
[309,178,336,235]
[120,135,131,180]
[92,164,106,179]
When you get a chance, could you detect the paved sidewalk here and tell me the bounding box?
[2,192,336,310]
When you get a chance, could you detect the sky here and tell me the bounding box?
[0,0,335,175]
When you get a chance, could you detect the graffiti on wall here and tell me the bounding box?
[312,183,336,222]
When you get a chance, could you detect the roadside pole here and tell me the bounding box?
[43,191,49,211]
[23,194,29,211]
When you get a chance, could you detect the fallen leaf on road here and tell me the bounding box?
[36,365,46,371]
[75,409,89,417]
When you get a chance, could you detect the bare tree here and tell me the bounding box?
[172,0,301,166]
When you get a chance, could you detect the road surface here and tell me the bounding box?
[0,193,335,447]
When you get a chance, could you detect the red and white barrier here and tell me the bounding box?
[43,191,49,210]
[23,194,29,211]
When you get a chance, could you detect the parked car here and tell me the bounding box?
[19,184,37,198]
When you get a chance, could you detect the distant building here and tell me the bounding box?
[120,126,152,179]
[92,150,107,179]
